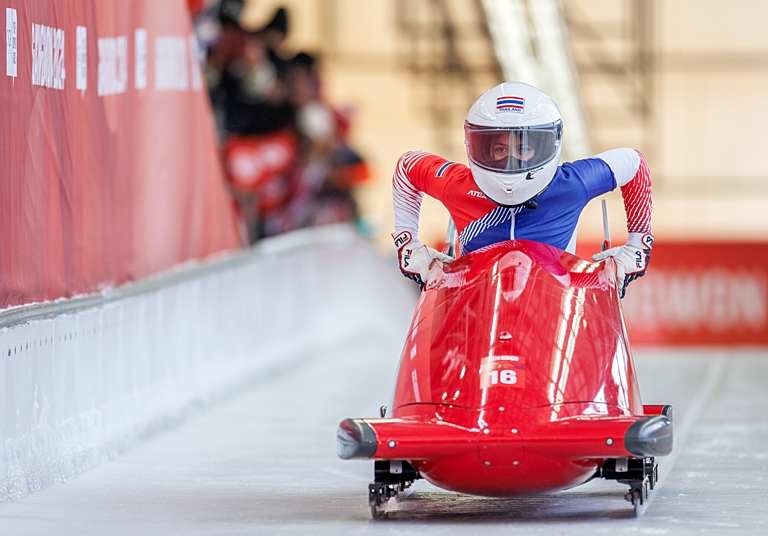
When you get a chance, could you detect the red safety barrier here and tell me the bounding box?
[579,241,768,346]
[0,0,240,310]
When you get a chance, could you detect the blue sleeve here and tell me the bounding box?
[560,158,616,201]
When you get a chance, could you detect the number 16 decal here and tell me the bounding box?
[480,356,526,389]
[489,369,517,385]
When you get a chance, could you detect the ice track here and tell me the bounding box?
[0,336,766,535]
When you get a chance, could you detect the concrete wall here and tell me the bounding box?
[0,225,415,502]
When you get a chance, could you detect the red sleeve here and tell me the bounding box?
[391,151,455,237]
[620,151,653,234]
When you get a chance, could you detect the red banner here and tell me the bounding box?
[1,0,240,310]
[579,241,768,346]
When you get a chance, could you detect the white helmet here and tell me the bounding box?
[465,82,563,207]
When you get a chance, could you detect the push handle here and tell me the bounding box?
[443,218,458,257]
[601,199,611,252]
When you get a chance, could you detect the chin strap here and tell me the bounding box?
[480,174,550,210]
[492,192,542,210]
[507,185,548,210]
[516,170,551,209]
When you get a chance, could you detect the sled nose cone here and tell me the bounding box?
[625,415,673,457]
[337,419,377,459]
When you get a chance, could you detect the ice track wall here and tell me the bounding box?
[0,226,415,502]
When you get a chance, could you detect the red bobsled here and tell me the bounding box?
[337,238,672,517]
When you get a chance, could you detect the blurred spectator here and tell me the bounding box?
[274,52,369,233]
[262,8,291,80]
[199,4,370,244]
[203,2,293,139]
[203,4,296,242]
[205,0,247,133]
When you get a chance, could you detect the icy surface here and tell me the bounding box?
[0,340,766,535]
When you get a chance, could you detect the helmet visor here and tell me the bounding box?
[465,121,562,174]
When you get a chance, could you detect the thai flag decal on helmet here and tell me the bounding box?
[496,95,524,114]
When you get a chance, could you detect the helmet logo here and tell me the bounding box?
[496,95,524,114]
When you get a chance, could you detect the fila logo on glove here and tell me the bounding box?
[636,233,653,268]
[393,231,412,250]
[392,230,455,288]
[402,248,414,268]
[641,234,654,248]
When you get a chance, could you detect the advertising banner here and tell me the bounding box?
[1,0,240,310]
[578,241,768,346]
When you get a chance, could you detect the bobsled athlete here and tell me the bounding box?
[392,82,653,298]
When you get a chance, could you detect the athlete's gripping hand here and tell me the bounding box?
[592,232,654,298]
[393,231,454,289]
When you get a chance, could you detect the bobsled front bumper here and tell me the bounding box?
[337,418,477,460]
[625,415,674,457]
[337,414,673,461]
[337,418,378,460]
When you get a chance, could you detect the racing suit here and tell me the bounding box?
[392,148,653,295]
